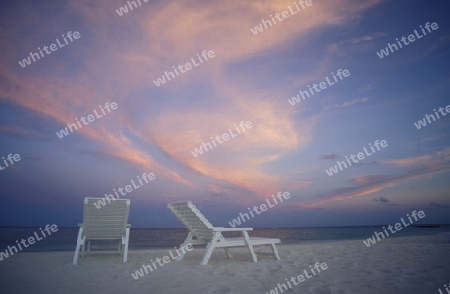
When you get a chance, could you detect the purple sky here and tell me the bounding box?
[0,0,449,228]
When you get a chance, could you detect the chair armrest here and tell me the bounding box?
[212,227,253,232]
[126,224,131,228]
[78,223,83,227]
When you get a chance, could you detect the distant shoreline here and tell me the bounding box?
[1,227,449,254]
[1,224,449,229]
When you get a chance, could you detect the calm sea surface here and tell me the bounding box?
[0,226,449,252]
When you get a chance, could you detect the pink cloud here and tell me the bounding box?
[296,148,450,208]
[0,0,385,198]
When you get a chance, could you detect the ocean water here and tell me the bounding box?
[0,226,449,252]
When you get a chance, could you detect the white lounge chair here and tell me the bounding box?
[73,197,131,265]
[168,201,281,265]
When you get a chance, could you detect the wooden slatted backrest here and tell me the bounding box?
[168,201,215,241]
[82,198,130,240]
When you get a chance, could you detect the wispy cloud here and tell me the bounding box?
[297,148,450,208]
[0,0,387,198]
[346,32,388,44]
[373,196,389,203]
[420,133,448,143]
[321,154,340,160]
[324,97,369,110]
[384,155,432,167]
[0,125,48,140]
[372,196,398,205]
[423,34,450,57]
[429,201,450,209]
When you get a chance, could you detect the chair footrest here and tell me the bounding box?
[216,237,281,247]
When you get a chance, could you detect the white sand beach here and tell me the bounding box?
[1,235,448,294]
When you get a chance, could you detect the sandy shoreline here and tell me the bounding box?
[0,236,449,294]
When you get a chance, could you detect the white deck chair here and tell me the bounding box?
[168,201,281,265]
[73,197,131,265]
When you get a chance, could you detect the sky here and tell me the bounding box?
[0,0,449,228]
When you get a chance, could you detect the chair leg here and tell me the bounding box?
[73,245,80,265]
[81,241,86,257]
[271,243,280,260]
[73,242,81,265]
[87,240,91,253]
[122,227,130,263]
[242,231,257,263]
[73,227,84,265]
[201,233,220,265]
[224,248,233,259]
[177,232,194,261]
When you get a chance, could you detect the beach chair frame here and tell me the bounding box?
[73,197,131,265]
[168,201,281,265]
